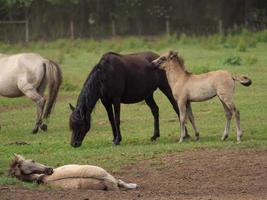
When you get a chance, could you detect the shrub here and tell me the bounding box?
[223,55,242,66]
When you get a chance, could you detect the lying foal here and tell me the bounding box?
[9,154,138,190]
[152,51,252,142]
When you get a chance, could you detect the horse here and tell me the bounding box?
[9,154,138,190]
[69,51,189,147]
[152,50,252,143]
[0,53,62,133]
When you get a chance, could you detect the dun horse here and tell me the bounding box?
[0,53,62,133]
[152,50,252,142]
[69,51,189,147]
[9,154,138,190]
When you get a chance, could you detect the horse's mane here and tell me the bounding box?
[173,54,192,75]
[73,56,111,122]
[176,54,184,67]
[76,64,101,119]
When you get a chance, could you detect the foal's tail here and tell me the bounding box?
[43,60,62,119]
[117,179,138,190]
[232,75,252,87]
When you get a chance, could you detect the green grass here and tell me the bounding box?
[0,30,267,187]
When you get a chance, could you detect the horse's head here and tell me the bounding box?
[69,103,91,148]
[9,154,53,181]
[152,50,183,70]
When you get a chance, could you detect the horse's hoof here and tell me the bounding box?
[221,135,228,141]
[183,134,191,140]
[40,124,48,132]
[150,136,159,142]
[113,140,121,146]
[32,127,39,134]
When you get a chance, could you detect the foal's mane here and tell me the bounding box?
[172,53,192,75]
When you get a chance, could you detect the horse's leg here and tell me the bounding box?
[219,100,232,141]
[234,106,242,142]
[37,80,48,132]
[113,100,122,145]
[145,95,160,141]
[18,82,46,134]
[177,100,187,143]
[101,100,117,143]
[186,102,200,140]
[159,85,190,139]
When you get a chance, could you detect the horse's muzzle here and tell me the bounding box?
[71,140,82,148]
[45,168,54,175]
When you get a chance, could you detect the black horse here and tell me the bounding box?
[69,52,188,147]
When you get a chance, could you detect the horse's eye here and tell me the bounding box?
[17,164,21,168]
[32,160,35,163]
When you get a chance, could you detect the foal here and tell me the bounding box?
[152,51,252,142]
[9,154,138,190]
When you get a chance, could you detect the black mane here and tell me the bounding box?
[76,63,102,120]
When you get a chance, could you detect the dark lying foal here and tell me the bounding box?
[69,51,188,147]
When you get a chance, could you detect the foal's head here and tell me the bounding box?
[9,154,53,181]
[69,104,91,148]
[152,50,184,70]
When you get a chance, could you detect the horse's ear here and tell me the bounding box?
[69,103,75,112]
[13,153,24,162]
[169,50,178,59]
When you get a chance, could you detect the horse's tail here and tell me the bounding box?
[117,179,138,190]
[43,60,62,119]
[232,75,252,87]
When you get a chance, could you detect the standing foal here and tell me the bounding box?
[152,51,252,143]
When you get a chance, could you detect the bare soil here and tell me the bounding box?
[1,149,267,200]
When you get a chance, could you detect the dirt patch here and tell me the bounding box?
[1,149,267,200]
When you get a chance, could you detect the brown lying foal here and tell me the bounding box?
[9,154,138,190]
[152,51,252,143]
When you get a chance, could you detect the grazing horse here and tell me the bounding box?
[9,154,138,190]
[0,53,62,133]
[152,50,252,142]
[69,51,188,147]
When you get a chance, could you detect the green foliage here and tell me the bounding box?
[223,55,242,66]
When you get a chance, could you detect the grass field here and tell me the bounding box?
[0,30,267,188]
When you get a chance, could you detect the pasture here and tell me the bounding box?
[0,30,267,199]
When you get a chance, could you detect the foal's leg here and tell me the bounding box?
[186,102,200,140]
[113,100,122,145]
[219,100,232,141]
[233,105,242,142]
[18,82,46,134]
[159,84,190,139]
[177,101,187,143]
[145,95,160,141]
[219,95,242,142]
[101,100,117,143]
